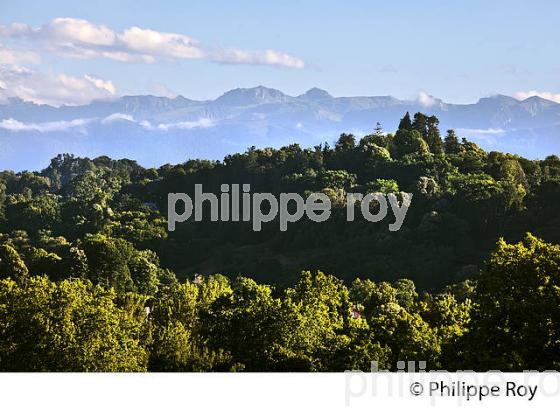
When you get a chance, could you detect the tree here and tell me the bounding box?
[351,279,441,368]
[392,129,430,158]
[542,155,560,180]
[81,234,168,294]
[394,279,418,311]
[458,139,487,173]
[0,243,28,282]
[67,246,88,279]
[148,277,236,371]
[462,235,560,371]
[201,277,288,370]
[325,317,390,371]
[360,142,392,163]
[412,112,427,134]
[398,112,412,131]
[335,133,357,152]
[320,170,357,190]
[498,159,529,189]
[360,123,388,149]
[129,250,161,296]
[26,247,63,279]
[426,115,443,154]
[419,293,472,368]
[0,277,148,371]
[5,193,61,232]
[82,234,135,293]
[367,179,399,194]
[283,271,351,370]
[444,130,462,154]
[415,176,440,197]
[61,169,121,236]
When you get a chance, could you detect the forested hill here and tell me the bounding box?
[1,112,560,291]
[1,111,560,372]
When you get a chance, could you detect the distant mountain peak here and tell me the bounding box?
[519,95,559,116]
[215,86,288,105]
[173,95,192,102]
[477,94,519,105]
[520,95,558,105]
[301,87,332,100]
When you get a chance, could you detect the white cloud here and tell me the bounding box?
[209,48,305,68]
[514,90,560,104]
[1,18,115,46]
[42,17,115,46]
[0,18,305,68]
[120,27,204,60]
[153,118,214,130]
[84,74,116,94]
[101,113,135,124]
[0,65,116,106]
[0,113,215,133]
[102,113,215,131]
[0,117,92,133]
[0,22,33,38]
[456,128,505,135]
[417,91,438,107]
[0,44,40,65]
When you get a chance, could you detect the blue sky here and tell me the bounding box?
[1,0,559,105]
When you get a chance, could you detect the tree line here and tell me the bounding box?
[1,234,559,371]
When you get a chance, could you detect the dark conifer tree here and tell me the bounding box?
[444,129,462,154]
[398,112,412,131]
[426,115,443,154]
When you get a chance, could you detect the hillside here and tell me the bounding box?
[2,112,560,289]
[2,111,560,371]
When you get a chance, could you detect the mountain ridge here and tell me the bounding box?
[4,86,558,110]
[1,86,559,171]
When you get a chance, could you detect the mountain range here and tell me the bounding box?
[1,86,560,171]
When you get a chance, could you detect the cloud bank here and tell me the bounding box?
[456,128,505,135]
[0,65,116,106]
[0,113,215,133]
[0,17,305,68]
[0,117,92,133]
[0,43,40,65]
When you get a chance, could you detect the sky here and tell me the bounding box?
[1,0,559,106]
